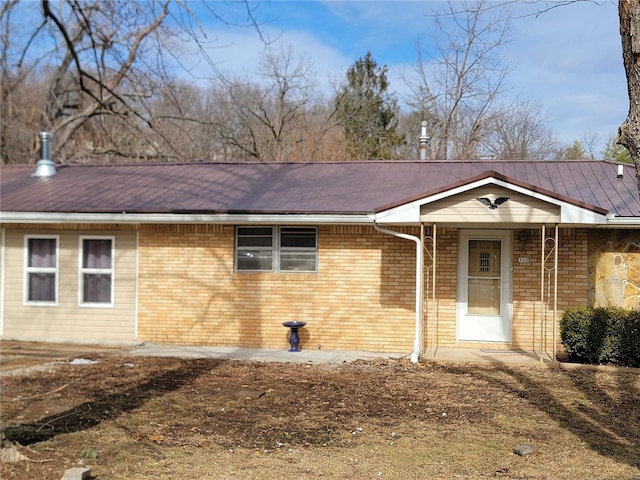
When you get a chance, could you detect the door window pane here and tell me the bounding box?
[468,239,501,315]
[468,277,501,315]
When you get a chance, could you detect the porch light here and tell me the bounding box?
[519,231,530,252]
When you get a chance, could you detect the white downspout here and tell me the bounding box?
[373,222,423,363]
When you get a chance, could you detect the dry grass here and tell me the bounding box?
[1,355,639,479]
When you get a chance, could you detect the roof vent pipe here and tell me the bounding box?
[418,121,430,160]
[617,164,624,178]
[32,132,56,178]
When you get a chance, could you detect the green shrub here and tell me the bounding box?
[610,309,640,367]
[560,306,640,368]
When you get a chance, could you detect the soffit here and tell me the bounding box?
[374,173,609,225]
[420,185,561,224]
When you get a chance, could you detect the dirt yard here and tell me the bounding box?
[0,343,638,480]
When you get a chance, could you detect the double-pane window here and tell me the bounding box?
[25,237,58,303]
[80,237,113,305]
[236,227,317,272]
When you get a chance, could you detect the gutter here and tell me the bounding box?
[373,222,423,363]
[604,216,640,227]
[0,212,373,225]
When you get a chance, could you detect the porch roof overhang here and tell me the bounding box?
[373,171,611,226]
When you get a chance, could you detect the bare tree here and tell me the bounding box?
[143,80,227,162]
[482,99,559,159]
[0,0,264,164]
[581,129,600,160]
[405,0,514,160]
[207,46,321,162]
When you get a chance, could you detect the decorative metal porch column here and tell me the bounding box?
[540,224,559,362]
[421,224,437,356]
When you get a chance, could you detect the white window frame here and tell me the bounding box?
[24,235,59,306]
[279,227,318,272]
[236,226,275,272]
[79,236,115,307]
[235,226,318,273]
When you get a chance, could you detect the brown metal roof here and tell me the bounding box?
[1,160,638,217]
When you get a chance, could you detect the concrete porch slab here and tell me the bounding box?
[424,347,555,366]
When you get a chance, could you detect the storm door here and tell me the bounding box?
[457,230,512,342]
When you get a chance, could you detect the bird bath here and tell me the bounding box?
[282,321,306,352]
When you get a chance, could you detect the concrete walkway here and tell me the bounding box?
[128,343,409,364]
[128,343,554,366]
[6,340,637,371]
[0,339,558,368]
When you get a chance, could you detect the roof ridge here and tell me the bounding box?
[1,159,616,169]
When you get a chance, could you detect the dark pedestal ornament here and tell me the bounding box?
[282,321,306,352]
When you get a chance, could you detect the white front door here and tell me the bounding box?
[457,230,512,342]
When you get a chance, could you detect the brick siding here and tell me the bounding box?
[137,224,588,354]
[137,225,418,352]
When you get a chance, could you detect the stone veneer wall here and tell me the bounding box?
[588,229,640,309]
[137,224,418,353]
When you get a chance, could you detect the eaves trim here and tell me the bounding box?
[0,212,374,225]
[605,216,640,227]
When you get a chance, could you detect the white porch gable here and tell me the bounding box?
[374,174,608,226]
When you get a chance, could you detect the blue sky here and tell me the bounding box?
[190,0,626,154]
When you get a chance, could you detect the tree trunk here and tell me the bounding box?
[617,0,640,197]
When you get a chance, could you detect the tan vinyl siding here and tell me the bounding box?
[421,186,560,224]
[1,227,137,343]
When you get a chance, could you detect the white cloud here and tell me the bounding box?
[184,24,352,95]
[507,1,626,148]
